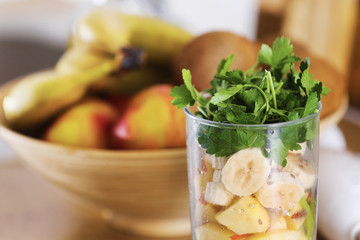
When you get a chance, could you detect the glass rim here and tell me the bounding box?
[184,102,322,129]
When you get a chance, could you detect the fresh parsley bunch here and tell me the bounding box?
[170,37,329,166]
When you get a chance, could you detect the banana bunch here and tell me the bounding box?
[3,58,116,129]
[72,8,193,67]
[3,9,193,130]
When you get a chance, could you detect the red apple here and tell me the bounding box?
[44,98,118,149]
[112,84,186,149]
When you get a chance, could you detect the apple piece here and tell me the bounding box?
[267,210,287,231]
[194,199,221,225]
[195,222,241,240]
[44,98,118,149]
[215,196,270,235]
[285,202,306,230]
[245,230,300,240]
[111,84,186,149]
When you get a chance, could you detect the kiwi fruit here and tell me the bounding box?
[173,31,259,90]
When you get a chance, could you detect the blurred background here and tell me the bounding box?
[0,0,360,239]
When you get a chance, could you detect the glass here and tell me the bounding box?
[185,105,321,240]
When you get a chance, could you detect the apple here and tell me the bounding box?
[44,98,118,148]
[111,84,186,149]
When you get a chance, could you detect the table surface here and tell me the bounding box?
[2,108,360,240]
[0,161,328,240]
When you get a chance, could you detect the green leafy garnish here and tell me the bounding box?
[170,36,329,165]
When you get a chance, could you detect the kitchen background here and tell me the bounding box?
[0,0,360,239]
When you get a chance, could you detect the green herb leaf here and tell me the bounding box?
[170,84,195,108]
[210,85,243,105]
[170,36,329,161]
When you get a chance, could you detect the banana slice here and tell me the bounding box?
[213,170,222,182]
[204,182,234,206]
[255,172,305,210]
[221,148,271,196]
[204,154,229,169]
[283,154,317,189]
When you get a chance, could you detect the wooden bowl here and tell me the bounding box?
[0,80,190,238]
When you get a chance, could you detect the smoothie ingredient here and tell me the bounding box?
[195,222,237,240]
[267,211,288,231]
[215,196,270,235]
[221,148,271,196]
[245,229,300,240]
[171,37,329,165]
[283,154,316,189]
[204,182,234,206]
[300,196,315,239]
[285,202,307,230]
[255,172,304,210]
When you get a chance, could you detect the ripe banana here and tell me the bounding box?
[221,148,271,196]
[283,154,317,190]
[55,46,111,74]
[72,8,193,67]
[204,182,234,206]
[89,67,169,95]
[255,172,305,210]
[3,48,143,129]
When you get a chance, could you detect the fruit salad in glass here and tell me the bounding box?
[171,37,328,240]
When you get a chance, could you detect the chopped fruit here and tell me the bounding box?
[205,182,234,206]
[245,229,300,240]
[215,196,270,235]
[267,211,287,231]
[285,202,306,230]
[195,222,237,240]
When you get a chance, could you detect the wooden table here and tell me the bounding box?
[0,156,330,240]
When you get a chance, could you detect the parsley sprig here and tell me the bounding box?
[170,36,329,166]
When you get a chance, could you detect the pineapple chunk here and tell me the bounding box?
[195,222,236,240]
[215,196,270,235]
[246,229,300,240]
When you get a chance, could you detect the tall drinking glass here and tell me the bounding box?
[185,105,321,240]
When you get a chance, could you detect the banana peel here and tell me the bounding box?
[89,67,170,95]
[72,8,193,67]
[3,48,144,130]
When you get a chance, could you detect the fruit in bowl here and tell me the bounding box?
[0,8,193,238]
[112,84,186,149]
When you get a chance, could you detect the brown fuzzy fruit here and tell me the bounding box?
[173,31,259,90]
